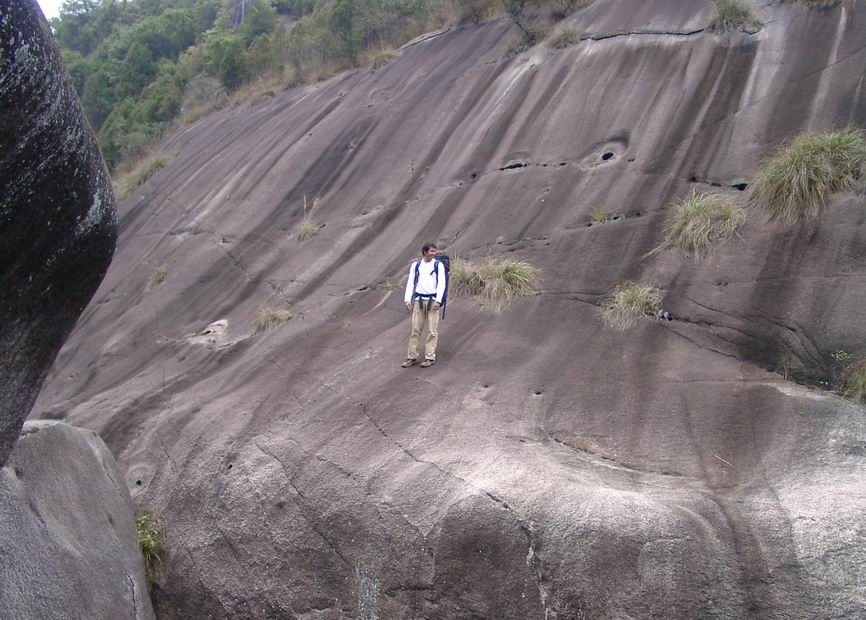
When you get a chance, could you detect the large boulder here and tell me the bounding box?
[0,421,154,620]
[0,0,117,466]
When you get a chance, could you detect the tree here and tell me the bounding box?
[242,0,279,46]
[118,39,156,98]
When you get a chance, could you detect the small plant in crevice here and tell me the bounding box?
[449,256,540,312]
[295,195,321,241]
[749,127,866,222]
[368,48,398,72]
[591,207,608,224]
[149,263,168,285]
[548,26,582,49]
[652,191,745,258]
[602,281,662,331]
[254,303,292,333]
[136,511,161,588]
[708,0,763,33]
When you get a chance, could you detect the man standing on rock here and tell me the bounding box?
[402,242,446,368]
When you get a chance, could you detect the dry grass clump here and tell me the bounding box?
[602,282,662,331]
[136,512,161,588]
[450,256,540,311]
[114,152,171,201]
[149,263,168,285]
[708,0,762,32]
[254,304,292,333]
[749,128,866,222]
[295,195,321,241]
[591,207,608,224]
[839,359,866,403]
[548,26,582,49]
[655,191,745,258]
[368,48,399,71]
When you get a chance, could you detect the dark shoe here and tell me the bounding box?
[420,359,436,368]
[401,359,417,368]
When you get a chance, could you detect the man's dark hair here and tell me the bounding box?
[421,242,438,255]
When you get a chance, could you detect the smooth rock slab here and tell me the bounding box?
[0,421,154,620]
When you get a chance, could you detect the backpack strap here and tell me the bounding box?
[411,260,420,299]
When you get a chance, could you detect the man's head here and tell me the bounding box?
[421,242,438,261]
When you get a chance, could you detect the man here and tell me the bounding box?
[402,242,446,368]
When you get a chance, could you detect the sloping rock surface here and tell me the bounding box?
[0,421,154,620]
[36,0,866,617]
[0,0,117,466]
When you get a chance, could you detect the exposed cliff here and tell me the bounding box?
[36,0,866,617]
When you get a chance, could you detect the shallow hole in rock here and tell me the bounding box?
[634,212,642,217]
[559,162,567,166]
[14,467,23,479]
[533,390,543,396]
[499,162,528,171]
[275,501,286,510]
[601,152,614,161]
[733,183,748,191]
[227,464,233,471]
[135,479,142,487]
[688,175,698,183]
[470,173,478,179]
[612,215,621,221]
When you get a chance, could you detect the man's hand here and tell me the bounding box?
[431,301,441,311]
[405,302,412,313]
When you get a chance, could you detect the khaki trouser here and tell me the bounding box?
[407,299,440,361]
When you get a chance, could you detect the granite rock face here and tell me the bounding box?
[0,421,154,620]
[0,0,117,466]
[34,0,866,618]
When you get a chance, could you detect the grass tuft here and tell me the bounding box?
[149,263,168,285]
[839,359,866,403]
[708,0,763,32]
[591,207,608,224]
[115,153,171,201]
[602,281,662,331]
[449,256,539,311]
[136,512,161,587]
[655,191,745,258]
[295,195,321,241]
[368,48,399,71]
[749,128,866,222]
[254,304,292,333]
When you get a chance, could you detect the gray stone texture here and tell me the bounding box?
[0,421,154,620]
[33,0,866,618]
[0,0,117,466]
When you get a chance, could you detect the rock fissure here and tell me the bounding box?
[253,440,353,568]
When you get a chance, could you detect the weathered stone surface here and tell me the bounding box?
[0,421,154,620]
[0,0,117,466]
[35,0,866,618]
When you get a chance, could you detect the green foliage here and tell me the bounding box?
[708,0,762,33]
[590,207,608,223]
[135,511,161,586]
[449,256,540,311]
[602,282,662,331]
[255,304,292,333]
[549,0,593,21]
[655,191,745,258]
[116,152,172,201]
[749,128,866,222]
[203,30,250,89]
[839,359,866,403]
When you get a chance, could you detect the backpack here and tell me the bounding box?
[412,255,450,318]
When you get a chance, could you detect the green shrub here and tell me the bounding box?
[749,128,866,222]
[149,263,168,285]
[135,512,161,587]
[656,191,745,258]
[839,359,866,403]
[549,0,593,21]
[602,282,662,330]
[450,256,539,311]
[115,153,171,201]
[254,304,292,333]
[708,0,762,32]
